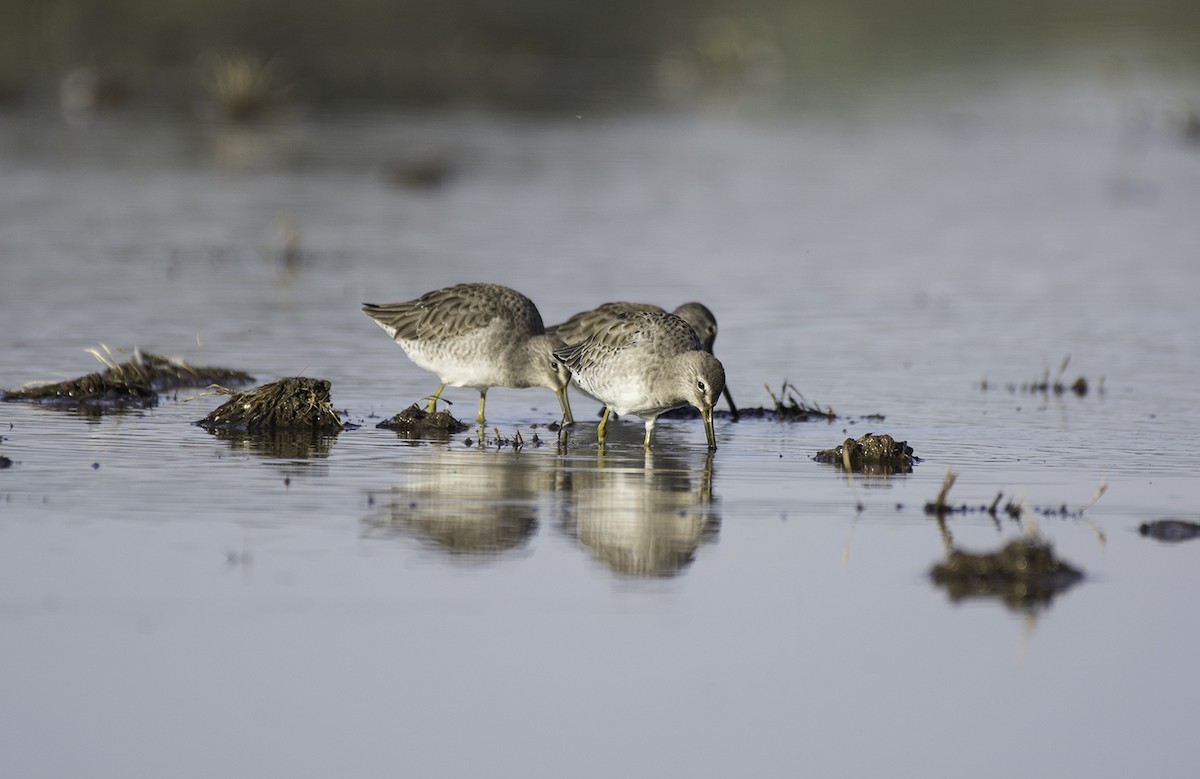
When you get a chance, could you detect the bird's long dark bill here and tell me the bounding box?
[556,386,574,425]
[703,406,716,450]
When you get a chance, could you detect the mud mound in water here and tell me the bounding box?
[377,403,469,437]
[196,377,342,432]
[815,433,916,474]
[3,348,253,411]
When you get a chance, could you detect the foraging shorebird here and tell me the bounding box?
[362,283,573,424]
[550,300,738,420]
[554,311,726,450]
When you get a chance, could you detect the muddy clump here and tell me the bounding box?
[731,381,837,422]
[1139,519,1200,543]
[931,537,1084,611]
[815,433,916,474]
[376,403,468,437]
[3,348,253,411]
[196,377,342,432]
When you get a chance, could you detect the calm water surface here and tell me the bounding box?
[2,70,1200,778]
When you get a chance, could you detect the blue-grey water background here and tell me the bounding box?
[3,7,1200,777]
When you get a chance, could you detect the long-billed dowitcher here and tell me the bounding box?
[549,300,738,420]
[554,311,726,450]
[362,283,573,424]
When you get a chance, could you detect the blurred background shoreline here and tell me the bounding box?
[1,0,1198,119]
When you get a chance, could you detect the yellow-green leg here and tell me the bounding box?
[642,417,657,450]
[597,407,612,447]
[476,389,488,424]
[426,383,446,413]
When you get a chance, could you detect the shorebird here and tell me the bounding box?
[363,283,573,424]
[554,311,726,450]
[549,300,738,420]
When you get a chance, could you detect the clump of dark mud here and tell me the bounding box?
[815,433,916,474]
[1139,519,1200,543]
[931,538,1084,611]
[727,382,837,422]
[980,355,1099,397]
[377,404,468,437]
[196,377,342,432]
[2,347,253,411]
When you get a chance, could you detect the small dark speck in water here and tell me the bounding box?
[91,462,100,470]
[284,477,290,487]
[0,455,13,469]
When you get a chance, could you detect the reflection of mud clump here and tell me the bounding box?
[3,350,253,410]
[1139,519,1200,543]
[195,377,342,431]
[206,428,336,459]
[932,538,1084,611]
[376,404,468,436]
[815,433,915,474]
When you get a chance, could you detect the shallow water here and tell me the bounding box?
[3,69,1200,777]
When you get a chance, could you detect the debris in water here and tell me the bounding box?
[1139,519,1200,543]
[980,355,1099,397]
[923,472,1108,520]
[924,468,959,516]
[717,381,836,422]
[376,403,468,437]
[2,346,253,411]
[814,433,917,474]
[195,377,342,432]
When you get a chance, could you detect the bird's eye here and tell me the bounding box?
[697,381,706,392]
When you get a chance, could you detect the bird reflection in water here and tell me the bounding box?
[559,448,720,578]
[362,447,565,562]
